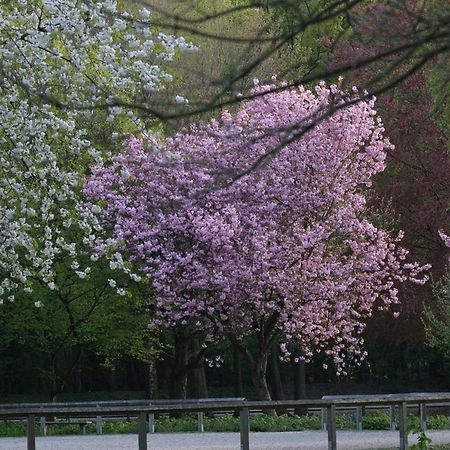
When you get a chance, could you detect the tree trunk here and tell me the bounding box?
[108,366,118,391]
[268,344,284,400]
[144,337,159,400]
[251,360,271,400]
[292,347,307,415]
[268,343,286,414]
[230,315,279,416]
[170,331,189,400]
[233,346,244,398]
[188,338,208,399]
[146,357,158,400]
[74,346,83,393]
[250,355,276,416]
[170,375,187,400]
[43,354,60,403]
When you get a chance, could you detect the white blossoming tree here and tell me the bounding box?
[0,0,195,396]
[0,0,195,303]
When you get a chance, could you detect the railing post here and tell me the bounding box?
[327,404,337,450]
[389,405,396,431]
[138,411,148,450]
[356,406,363,431]
[96,415,102,435]
[240,407,250,450]
[197,411,204,432]
[148,413,155,433]
[27,415,36,450]
[398,402,408,450]
[321,407,327,431]
[39,416,46,436]
[96,403,102,435]
[419,403,427,431]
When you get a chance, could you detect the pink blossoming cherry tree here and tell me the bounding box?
[85,81,430,401]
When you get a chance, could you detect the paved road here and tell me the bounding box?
[1,430,450,449]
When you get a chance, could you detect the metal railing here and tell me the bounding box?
[1,393,450,450]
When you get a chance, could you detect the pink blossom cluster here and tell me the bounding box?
[439,230,450,261]
[439,231,450,248]
[85,81,430,370]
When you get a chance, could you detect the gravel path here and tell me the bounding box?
[1,430,450,449]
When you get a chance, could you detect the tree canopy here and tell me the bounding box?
[85,80,430,399]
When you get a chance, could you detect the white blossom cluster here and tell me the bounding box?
[0,0,195,304]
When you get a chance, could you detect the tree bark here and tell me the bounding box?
[268,343,284,400]
[250,354,277,416]
[146,357,158,400]
[230,315,279,416]
[108,366,118,391]
[292,346,307,415]
[170,331,189,400]
[268,343,286,414]
[188,338,208,399]
[233,346,244,398]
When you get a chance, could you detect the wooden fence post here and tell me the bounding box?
[138,411,148,450]
[398,402,408,450]
[419,403,427,431]
[240,407,250,450]
[27,415,36,450]
[96,404,102,435]
[389,405,396,431]
[197,411,204,432]
[356,406,363,431]
[321,408,327,431]
[39,416,46,436]
[148,413,155,433]
[327,404,337,450]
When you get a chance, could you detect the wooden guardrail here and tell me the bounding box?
[1,393,450,450]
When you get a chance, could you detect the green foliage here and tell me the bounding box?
[0,262,150,393]
[148,413,322,433]
[411,430,433,450]
[205,414,240,432]
[336,413,357,430]
[0,422,29,437]
[156,415,198,433]
[423,273,450,371]
[363,412,391,430]
[427,415,450,430]
[407,413,421,433]
[47,423,89,436]
[102,420,139,434]
[264,0,350,82]
[3,410,449,438]
[249,414,320,432]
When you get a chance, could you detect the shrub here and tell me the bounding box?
[363,412,391,430]
[0,422,28,437]
[427,415,450,430]
[336,413,357,430]
[155,415,197,433]
[102,420,138,434]
[408,414,421,432]
[205,415,240,432]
